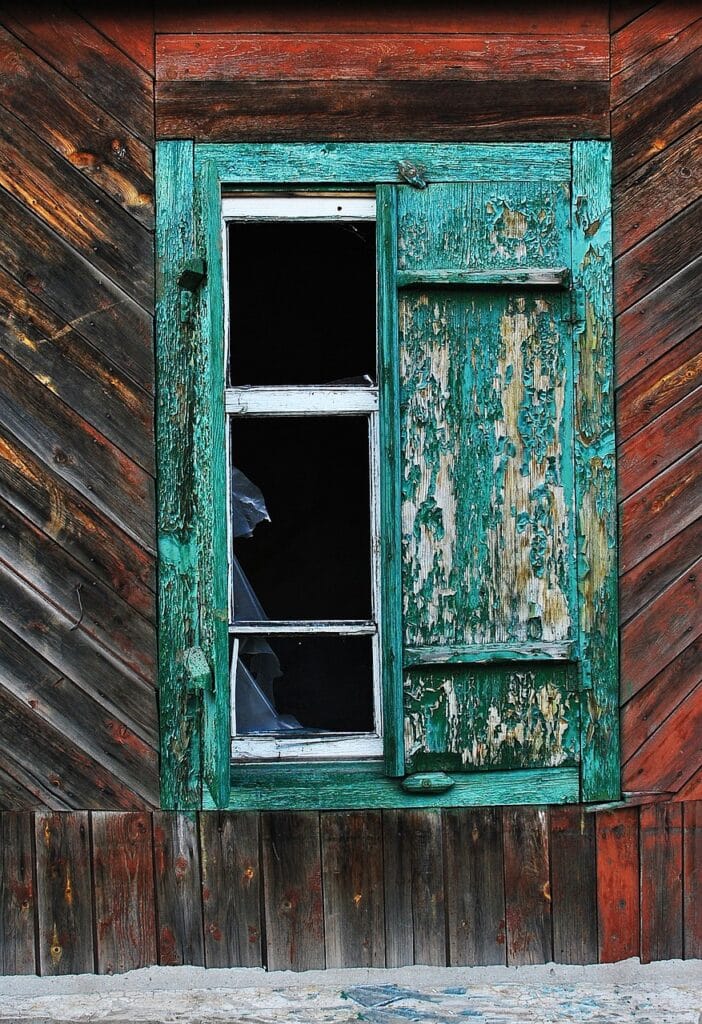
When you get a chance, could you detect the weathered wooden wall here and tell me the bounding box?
[0,0,700,975]
[1,804,700,974]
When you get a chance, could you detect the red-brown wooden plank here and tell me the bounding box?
[0,614,158,807]
[502,807,552,966]
[0,496,155,685]
[199,812,262,968]
[0,752,71,812]
[320,811,385,968]
[0,434,154,633]
[620,517,702,623]
[612,18,702,107]
[34,812,94,974]
[615,197,701,313]
[153,812,205,967]
[623,678,702,794]
[612,47,702,183]
[550,807,598,964]
[443,808,506,966]
[77,4,154,75]
[0,106,153,312]
[611,0,700,75]
[0,812,36,974]
[156,79,609,142]
[614,126,701,256]
[617,386,702,499]
[156,32,609,81]
[675,767,702,802]
[621,555,702,701]
[619,444,702,574]
[621,635,702,761]
[261,812,324,971]
[154,4,609,34]
[3,2,153,146]
[0,268,154,475]
[382,809,446,967]
[92,811,157,974]
[610,1,658,33]
[616,257,702,388]
[596,808,640,962]
[640,802,683,962]
[0,26,152,230]
[683,801,702,957]
[0,675,149,811]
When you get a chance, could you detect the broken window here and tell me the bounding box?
[224,196,382,762]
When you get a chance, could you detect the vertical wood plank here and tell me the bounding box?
[199,811,262,968]
[382,809,446,967]
[572,140,619,802]
[153,812,205,966]
[443,808,506,966]
[376,183,404,777]
[640,802,683,962]
[0,812,36,975]
[194,158,230,810]
[91,812,157,974]
[503,807,552,965]
[320,811,385,968]
[155,140,203,810]
[34,812,94,975]
[382,809,413,968]
[596,808,640,962]
[550,806,597,964]
[261,812,324,971]
[683,802,702,958]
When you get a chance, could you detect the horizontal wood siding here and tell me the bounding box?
[1,803,700,972]
[154,10,609,141]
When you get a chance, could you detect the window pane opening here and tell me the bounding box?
[227,218,376,386]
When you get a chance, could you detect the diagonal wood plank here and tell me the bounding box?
[617,386,702,498]
[3,3,153,145]
[76,4,155,75]
[612,17,702,106]
[0,26,152,229]
[620,516,702,622]
[611,0,700,75]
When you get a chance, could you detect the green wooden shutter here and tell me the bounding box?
[393,149,617,800]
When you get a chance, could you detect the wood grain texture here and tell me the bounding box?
[611,18,702,106]
[156,79,609,142]
[596,808,640,962]
[320,812,385,968]
[153,812,204,966]
[0,812,36,974]
[640,802,683,962]
[157,32,609,81]
[261,812,325,971]
[443,808,506,966]
[617,386,702,498]
[199,812,262,968]
[0,25,152,229]
[34,812,93,974]
[683,801,702,957]
[92,812,157,974]
[382,810,446,967]
[611,1,700,75]
[550,807,598,964]
[502,807,552,965]
[620,517,702,623]
[77,4,155,74]
[154,4,609,34]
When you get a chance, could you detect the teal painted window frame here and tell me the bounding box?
[156,142,617,811]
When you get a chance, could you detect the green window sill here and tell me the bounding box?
[203,762,580,810]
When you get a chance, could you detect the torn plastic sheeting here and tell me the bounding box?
[231,466,270,539]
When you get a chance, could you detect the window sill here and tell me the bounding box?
[202,762,580,810]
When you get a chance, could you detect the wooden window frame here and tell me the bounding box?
[156,141,618,811]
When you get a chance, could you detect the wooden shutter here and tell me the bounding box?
[394,163,612,795]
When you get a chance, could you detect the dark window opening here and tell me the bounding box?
[228,220,376,386]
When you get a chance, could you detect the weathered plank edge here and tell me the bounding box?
[194,142,571,183]
[396,268,570,288]
[571,140,619,802]
[377,185,404,777]
[155,140,202,810]
[194,159,231,809]
[204,765,580,810]
[404,642,576,666]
